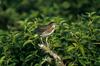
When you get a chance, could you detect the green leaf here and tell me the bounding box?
[78,59,86,66]
[0,56,5,65]
[68,62,76,66]
[23,40,33,47]
[79,45,85,56]
[67,45,75,52]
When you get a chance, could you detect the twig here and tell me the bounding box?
[93,43,100,45]
[38,44,65,66]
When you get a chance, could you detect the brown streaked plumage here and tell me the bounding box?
[35,22,56,37]
[34,22,56,47]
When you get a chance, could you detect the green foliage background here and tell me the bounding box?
[0,0,100,66]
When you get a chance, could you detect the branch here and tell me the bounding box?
[38,44,65,66]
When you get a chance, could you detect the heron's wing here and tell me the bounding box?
[42,26,54,34]
[34,25,47,34]
[39,25,48,29]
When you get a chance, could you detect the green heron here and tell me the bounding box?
[34,22,56,47]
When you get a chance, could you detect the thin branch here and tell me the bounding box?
[38,44,65,66]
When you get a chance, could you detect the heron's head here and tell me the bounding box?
[48,22,56,28]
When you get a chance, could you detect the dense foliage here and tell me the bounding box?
[0,0,100,66]
[0,0,100,30]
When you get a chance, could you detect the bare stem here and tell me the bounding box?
[46,37,49,47]
[40,37,44,44]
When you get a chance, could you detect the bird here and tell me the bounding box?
[34,22,56,47]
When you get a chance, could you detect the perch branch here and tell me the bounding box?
[38,44,65,66]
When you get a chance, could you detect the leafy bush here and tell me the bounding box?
[0,0,100,30]
[0,12,100,66]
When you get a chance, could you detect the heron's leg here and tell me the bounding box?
[40,37,44,44]
[46,37,49,47]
